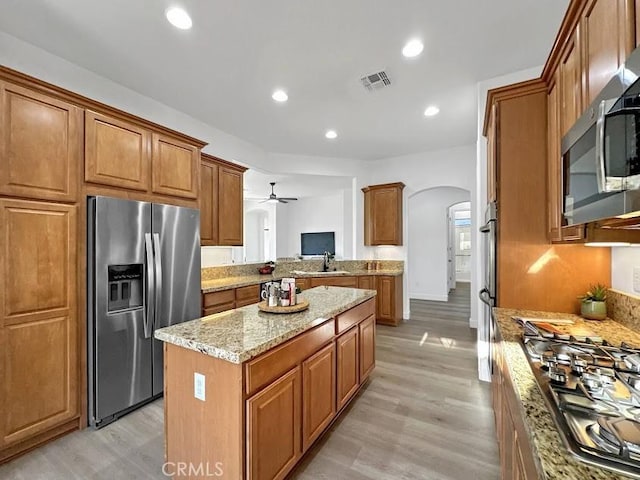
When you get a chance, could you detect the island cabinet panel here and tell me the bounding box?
[0,200,78,452]
[336,298,375,334]
[359,315,376,381]
[302,343,336,452]
[247,366,302,480]
[85,110,150,192]
[0,82,80,202]
[336,326,359,411]
[151,132,199,199]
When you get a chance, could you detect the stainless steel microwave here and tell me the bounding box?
[562,45,640,225]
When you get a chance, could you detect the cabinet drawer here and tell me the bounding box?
[310,276,357,288]
[203,289,235,308]
[203,302,235,316]
[245,319,335,397]
[236,284,260,306]
[336,298,375,334]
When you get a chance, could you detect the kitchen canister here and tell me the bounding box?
[281,278,296,306]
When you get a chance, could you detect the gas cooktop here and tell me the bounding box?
[523,330,640,478]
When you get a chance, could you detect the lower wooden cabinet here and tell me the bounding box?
[376,275,403,326]
[302,343,336,451]
[357,275,375,290]
[202,289,236,316]
[296,278,311,291]
[247,366,302,480]
[359,315,376,381]
[235,284,260,308]
[336,326,360,411]
[310,276,358,288]
[0,199,79,458]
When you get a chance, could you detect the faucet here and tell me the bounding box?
[322,251,331,272]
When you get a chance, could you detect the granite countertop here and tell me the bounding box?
[493,307,640,480]
[156,286,376,364]
[201,270,403,293]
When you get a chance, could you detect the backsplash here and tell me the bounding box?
[607,289,640,332]
[201,259,404,281]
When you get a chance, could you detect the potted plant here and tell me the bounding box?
[580,283,608,320]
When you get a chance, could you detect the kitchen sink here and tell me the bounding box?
[291,270,351,275]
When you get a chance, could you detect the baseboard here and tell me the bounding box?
[409,292,449,302]
[455,279,471,283]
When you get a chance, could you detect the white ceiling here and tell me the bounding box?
[0,0,569,160]
[244,170,352,200]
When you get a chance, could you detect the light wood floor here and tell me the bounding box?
[0,283,499,479]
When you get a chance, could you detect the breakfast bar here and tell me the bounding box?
[155,286,376,480]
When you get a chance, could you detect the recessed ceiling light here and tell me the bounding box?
[424,105,440,117]
[166,7,192,30]
[402,39,424,58]
[325,130,338,139]
[272,90,288,102]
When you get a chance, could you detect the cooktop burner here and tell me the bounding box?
[522,331,640,477]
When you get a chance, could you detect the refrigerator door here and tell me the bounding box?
[151,203,201,395]
[89,197,153,426]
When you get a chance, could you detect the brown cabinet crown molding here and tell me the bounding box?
[201,152,248,173]
[0,65,207,149]
[482,79,547,137]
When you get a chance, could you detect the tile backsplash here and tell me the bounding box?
[607,289,640,332]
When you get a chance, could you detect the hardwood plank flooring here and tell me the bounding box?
[0,282,498,479]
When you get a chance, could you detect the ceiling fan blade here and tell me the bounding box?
[279,199,289,204]
[278,197,298,201]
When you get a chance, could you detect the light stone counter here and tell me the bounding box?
[156,286,376,364]
[493,307,640,480]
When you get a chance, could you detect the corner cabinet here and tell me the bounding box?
[200,153,247,246]
[362,182,405,246]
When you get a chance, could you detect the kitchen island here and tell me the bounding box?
[155,286,376,480]
[493,308,640,479]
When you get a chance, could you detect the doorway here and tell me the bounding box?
[447,202,471,290]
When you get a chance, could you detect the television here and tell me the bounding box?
[301,232,335,256]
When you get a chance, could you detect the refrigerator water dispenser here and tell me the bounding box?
[107,264,143,312]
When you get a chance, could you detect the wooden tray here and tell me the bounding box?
[257,299,309,314]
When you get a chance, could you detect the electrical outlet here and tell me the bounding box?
[634,267,640,293]
[194,372,205,401]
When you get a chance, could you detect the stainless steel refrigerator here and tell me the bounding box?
[87,196,201,427]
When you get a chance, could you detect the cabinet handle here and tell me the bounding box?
[144,233,155,339]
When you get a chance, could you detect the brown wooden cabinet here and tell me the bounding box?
[376,275,403,326]
[486,104,498,204]
[202,289,236,316]
[547,72,563,243]
[236,284,260,308]
[85,112,203,201]
[296,277,311,291]
[362,182,405,246]
[247,366,301,480]
[336,326,359,411]
[0,81,81,202]
[559,27,583,137]
[85,110,150,192]
[302,343,336,452]
[357,275,374,290]
[200,153,246,246]
[581,0,634,106]
[0,199,78,455]
[151,132,199,199]
[359,315,375,381]
[310,276,358,288]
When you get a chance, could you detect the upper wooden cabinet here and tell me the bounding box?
[486,104,498,203]
[581,0,634,106]
[362,182,405,246]
[151,133,199,199]
[547,72,563,242]
[0,81,81,202]
[559,27,582,137]
[85,111,203,201]
[200,153,247,246]
[85,110,150,191]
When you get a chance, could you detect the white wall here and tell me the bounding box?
[366,145,476,320]
[612,247,640,294]
[275,191,348,259]
[409,188,470,301]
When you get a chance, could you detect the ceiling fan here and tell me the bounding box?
[260,182,298,204]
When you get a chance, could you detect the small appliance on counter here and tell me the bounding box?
[522,324,640,477]
[258,261,275,275]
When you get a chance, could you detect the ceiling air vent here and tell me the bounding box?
[360,70,391,92]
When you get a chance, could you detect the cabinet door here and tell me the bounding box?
[559,28,582,137]
[364,185,403,245]
[486,103,498,204]
[582,0,634,106]
[85,110,150,191]
[236,284,260,307]
[151,132,199,199]
[302,343,335,452]
[247,366,301,480]
[218,165,244,245]
[295,278,311,291]
[547,72,563,243]
[0,82,80,202]
[0,200,77,447]
[359,315,376,381]
[357,276,374,290]
[200,159,219,245]
[376,276,395,325]
[310,276,357,288]
[336,327,359,411]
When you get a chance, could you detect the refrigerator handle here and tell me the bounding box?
[144,233,155,339]
[153,233,163,332]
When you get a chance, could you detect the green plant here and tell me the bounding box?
[580,283,608,302]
